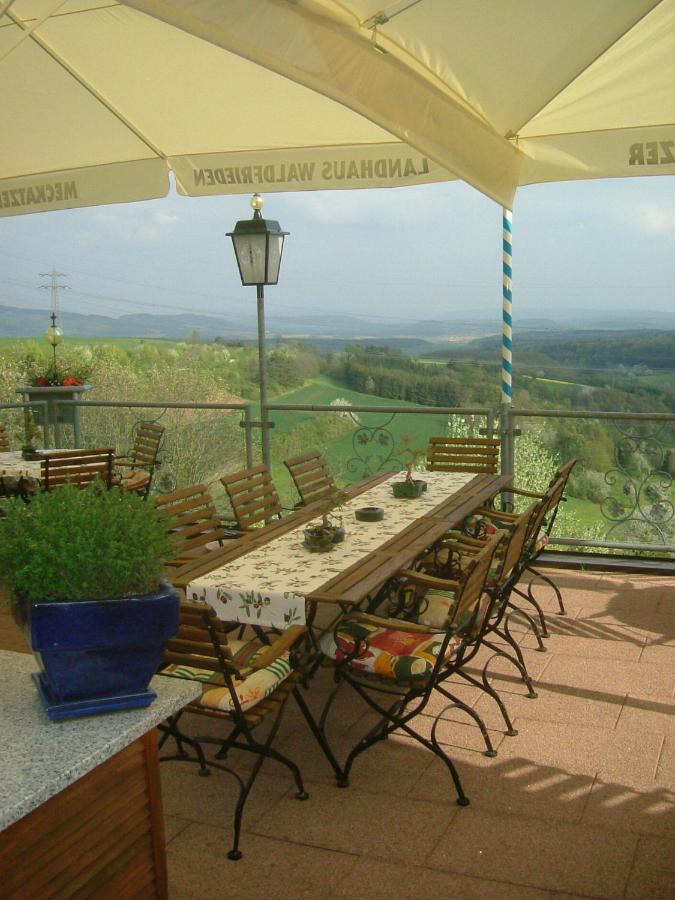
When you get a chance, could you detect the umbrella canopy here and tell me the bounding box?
[1,0,674,217]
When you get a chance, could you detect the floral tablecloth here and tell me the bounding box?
[186,470,473,629]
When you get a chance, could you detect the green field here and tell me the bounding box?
[637,373,675,393]
[265,374,455,498]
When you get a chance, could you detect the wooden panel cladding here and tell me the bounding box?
[0,731,167,899]
[220,464,283,530]
[426,437,500,474]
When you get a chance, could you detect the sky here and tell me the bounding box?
[0,173,673,331]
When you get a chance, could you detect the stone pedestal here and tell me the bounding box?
[17,384,92,447]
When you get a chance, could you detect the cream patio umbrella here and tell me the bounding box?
[1,0,674,426]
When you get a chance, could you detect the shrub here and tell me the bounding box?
[0,483,171,603]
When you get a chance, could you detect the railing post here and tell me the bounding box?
[243,404,254,469]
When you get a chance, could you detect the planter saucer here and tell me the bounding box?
[32,672,156,721]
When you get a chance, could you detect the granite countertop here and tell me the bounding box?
[0,650,200,832]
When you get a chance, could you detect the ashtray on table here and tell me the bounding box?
[355,506,384,522]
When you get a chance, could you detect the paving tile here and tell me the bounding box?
[163,813,191,845]
[167,823,359,899]
[596,725,665,788]
[535,632,645,661]
[473,683,624,730]
[640,643,675,665]
[250,781,456,864]
[616,694,675,736]
[495,719,619,777]
[409,753,593,824]
[581,778,675,836]
[408,709,508,756]
[624,835,675,899]
[339,855,549,899]
[427,809,638,896]
[655,736,675,786]
[539,655,675,699]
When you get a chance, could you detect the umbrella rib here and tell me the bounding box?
[505,0,666,138]
[4,5,166,160]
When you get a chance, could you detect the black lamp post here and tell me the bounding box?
[228,194,288,469]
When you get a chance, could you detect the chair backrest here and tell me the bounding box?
[155,483,226,563]
[162,602,244,711]
[449,531,505,634]
[284,450,337,507]
[495,502,538,584]
[220,464,283,530]
[523,475,566,553]
[129,421,164,470]
[41,448,116,491]
[0,424,9,451]
[426,436,500,474]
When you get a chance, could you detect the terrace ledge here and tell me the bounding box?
[0,649,199,831]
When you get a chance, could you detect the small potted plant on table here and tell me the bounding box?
[0,482,178,720]
[303,489,350,552]
[391,450,427,499]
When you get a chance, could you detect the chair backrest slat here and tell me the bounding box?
[449,531,504,633]
[426,437,500,474]
[220,465,282,529]
[155,483,226,561]
[0,424,9,452]
[129,422,164,470]
[41,448,116,491]
[284,451,337,506]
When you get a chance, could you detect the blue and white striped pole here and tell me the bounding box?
[501,208,514,483]
[501,208,513,406]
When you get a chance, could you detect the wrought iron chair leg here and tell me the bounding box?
[215,724,242,759]
[453,669,518,736]
[434,687,498,755]
[484,633,537,698]
[484,648,537,700]
[229,704,307,861]
[158,719,210,775]
[505,602,547,652]
[511,584,549,638]
[293,687,345,781]
[527,564,567,615]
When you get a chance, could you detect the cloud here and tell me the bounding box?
[635,204,675,235]
[85,203,181,243]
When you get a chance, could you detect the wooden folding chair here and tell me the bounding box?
[220,464,283,530]
[116,421,164,499]
[41,448,116,491]
[284,450,337,508]
[155,483,227,568]
[319,532,505,806]
[471,465,575,624]
[158,602,312,860]
[426,436,500,474]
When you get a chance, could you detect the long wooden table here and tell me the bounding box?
[170,472,510,624]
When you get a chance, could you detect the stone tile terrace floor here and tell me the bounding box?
[3,569,674,898]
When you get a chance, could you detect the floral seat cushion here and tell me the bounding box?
[320,620,461,682]
[160,636,293,713]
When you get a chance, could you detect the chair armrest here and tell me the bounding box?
[475,506,517,522]
[492,486,544,500]
[251,625,307,670]
[342,611,443,635]
[399,569,461,590]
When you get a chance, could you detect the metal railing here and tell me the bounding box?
[2,396,672,558]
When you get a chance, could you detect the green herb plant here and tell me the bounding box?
[0,482,171,604]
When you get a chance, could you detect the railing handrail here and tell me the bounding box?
[512,408,674,422]
[52,399,251,411]
[268,403,491,414]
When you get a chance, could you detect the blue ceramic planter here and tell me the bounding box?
[21,582,179,716]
